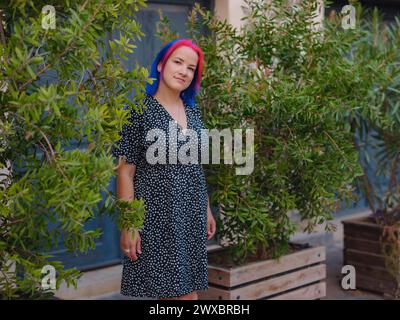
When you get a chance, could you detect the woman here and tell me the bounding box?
[113,38,216,300]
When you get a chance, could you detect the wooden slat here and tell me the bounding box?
[344,236,382,255]
[197,285,231,300]
[343,217,400,239]
[344,249,386,268]
[356,274,398,296]
[230,264,326,300]
[343,222,382,241]
[342,216,378,228]
[201,264,326,300]
[208,246,325,287]
[345,262,396,283]
[269,282,326,300]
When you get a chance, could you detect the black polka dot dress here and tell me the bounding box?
[112,93,209,299]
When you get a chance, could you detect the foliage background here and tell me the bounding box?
[157,0,389,264]
[2,0,400,299]
[0,0,148,299]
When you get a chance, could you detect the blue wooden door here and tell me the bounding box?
[49,0,212,271]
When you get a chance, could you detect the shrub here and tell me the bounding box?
[158,0,379,264]
[0,0,148,299]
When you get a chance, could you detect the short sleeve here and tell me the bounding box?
[112,106,143,166]
[194,104,207,130]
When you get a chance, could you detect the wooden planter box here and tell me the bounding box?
[343,216,400,298]
[198,244,326,300]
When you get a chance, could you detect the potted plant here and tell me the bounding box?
[341,7,400,299]
[157,0,372,299]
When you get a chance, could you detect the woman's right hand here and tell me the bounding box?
[120,229,142,261]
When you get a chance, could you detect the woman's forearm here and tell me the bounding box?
[117,173,135,201]
[207,196,212,215]
[115,160,138,232]
[116,160,136,201]
[116,165,137,233]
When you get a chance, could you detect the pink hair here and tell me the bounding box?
[159,39,204,92]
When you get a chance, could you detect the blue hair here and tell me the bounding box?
[144,38,203,108]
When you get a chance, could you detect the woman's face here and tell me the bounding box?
[157,45,199,93]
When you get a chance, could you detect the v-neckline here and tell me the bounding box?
[149,94,189,131]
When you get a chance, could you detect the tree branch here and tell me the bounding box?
[0,9,6,46]
[18,1,105,91]
[350,117,376,213]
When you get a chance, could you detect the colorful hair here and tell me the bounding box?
[145,38,204,108]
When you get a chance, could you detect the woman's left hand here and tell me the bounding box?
[206,206,216,240]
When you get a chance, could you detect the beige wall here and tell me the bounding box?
[214,0,324,30]
[213,0,248,29]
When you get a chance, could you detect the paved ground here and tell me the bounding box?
[94,210,385,300]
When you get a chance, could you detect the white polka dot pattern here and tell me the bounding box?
[112,93,209,299]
